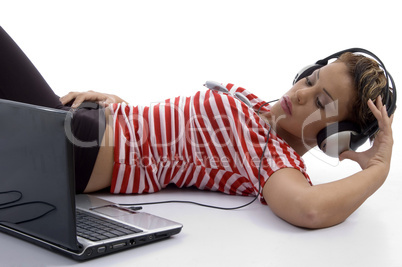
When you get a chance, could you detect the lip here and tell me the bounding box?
[280,95,292,115]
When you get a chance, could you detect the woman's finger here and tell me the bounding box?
[339,149,367,169]
[71,95,86,108]
[368,98,380,117]
[59,91,78,105]
[375,95,383,110]
[368,98,385,124]
[60,91,115,108]
[72,92,102,108]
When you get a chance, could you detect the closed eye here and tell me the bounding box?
[316,97,325,109]
[305,76,313,86]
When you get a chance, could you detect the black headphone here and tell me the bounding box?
[293,48,397,157]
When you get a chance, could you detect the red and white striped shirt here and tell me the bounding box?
[110,83,311,203]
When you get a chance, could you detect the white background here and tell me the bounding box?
[1,0,401,266]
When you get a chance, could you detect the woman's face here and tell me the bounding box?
[267,61,356,152]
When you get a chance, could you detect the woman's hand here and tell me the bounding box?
[60,90,126,108]
[340,95,394,172]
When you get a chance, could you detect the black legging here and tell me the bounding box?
[0,26,106,193]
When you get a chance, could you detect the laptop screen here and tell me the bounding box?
[0,99,81,252]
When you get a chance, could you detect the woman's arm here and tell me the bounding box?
[263,165,388,228]
[60,90,127,108]
[263,96,394,229]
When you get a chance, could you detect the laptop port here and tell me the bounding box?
[111,242,127,249]
[155,233,168,239]
[97,246,106,253]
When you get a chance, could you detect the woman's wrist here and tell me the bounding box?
[363,163,389,189]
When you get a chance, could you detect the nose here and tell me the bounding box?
[295,88,311,105]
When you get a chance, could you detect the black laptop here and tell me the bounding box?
[0,98,182,260]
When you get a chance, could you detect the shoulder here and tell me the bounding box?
[264,131,311,182]
[263,168,311,210]
[262,168,315,227]
[225,83,269,112]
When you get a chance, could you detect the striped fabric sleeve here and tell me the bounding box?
[109,84,310,204]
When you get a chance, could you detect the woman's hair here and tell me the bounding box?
[337,52,390,140]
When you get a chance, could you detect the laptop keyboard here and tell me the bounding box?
[76,210,143,242]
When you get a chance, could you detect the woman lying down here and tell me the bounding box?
[0,27,395,229]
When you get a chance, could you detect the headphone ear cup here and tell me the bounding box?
[316,121,361,157]
[293,64,324,85]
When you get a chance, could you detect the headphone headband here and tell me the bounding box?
[318,48,394,110]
